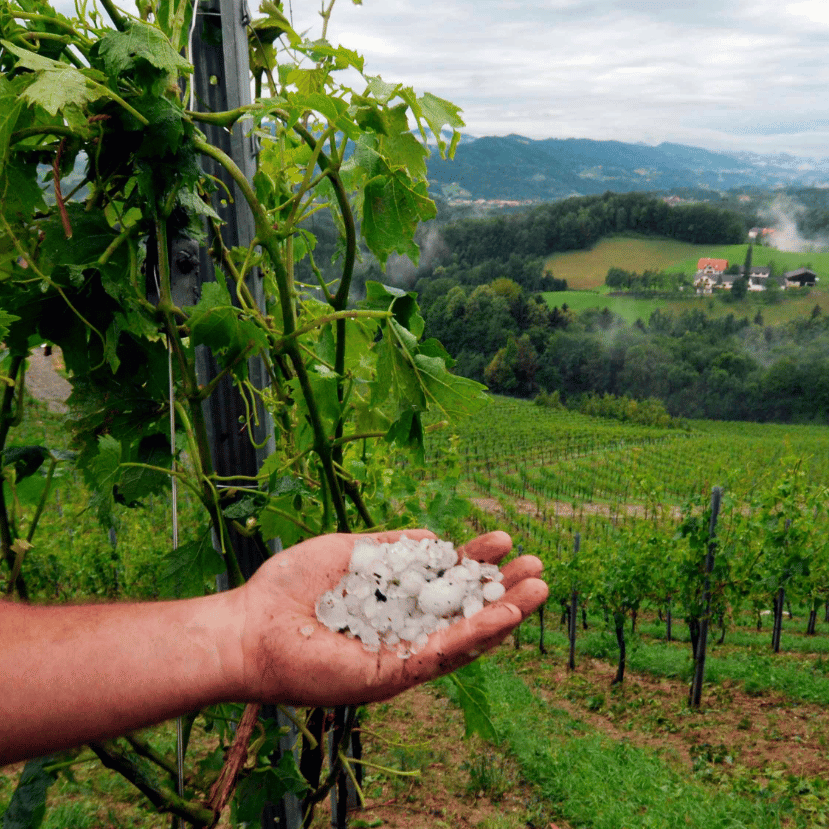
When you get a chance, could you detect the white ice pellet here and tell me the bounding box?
[445,565,474,581]
[349,541,380,574]
[398,570,426,597]
[315,535,510,656]
[418,577,466,616]
[482,581,506,602]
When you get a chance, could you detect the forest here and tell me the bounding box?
[410,191,829,424]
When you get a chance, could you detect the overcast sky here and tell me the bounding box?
[286,0,829,159]
[52,0,829,158]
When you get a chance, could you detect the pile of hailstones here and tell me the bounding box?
[315,535,506,657]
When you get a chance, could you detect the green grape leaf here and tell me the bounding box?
[418,337,456,368]
[422,486,470,535]
[232,752,309,824]
[97,21,192,78]
[400,88,464,159]
[187,282,269,373]
[301,39,363,73]
[371,331,424,412]
[0,445,48,481]
[4,471,47,507]
[221,494,264,520]
[380,130,429,181]
[159,531,226,598]
[362,171,435,267]
[21,74,92,118]
[296,92,359,139]
[363,75,400,105]
[412,353,488,420]
[362,280,407,305]
[351,135,387,179]
[0,41,105,116]
[385,409,424,463]
[0,309,20,343]
[446,660,498,742]
[86,434,121,525]
[1,157,47,226]
[389,294,424,339]
[0,755,58,829]
[118,434,171,503]
[257,495,305,549]
[40,205,119,271]
[0,95,23,177]
[134,96,186,157]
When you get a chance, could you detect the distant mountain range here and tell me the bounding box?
[425,135,829,202]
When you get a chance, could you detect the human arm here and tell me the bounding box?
[0,530,546,765]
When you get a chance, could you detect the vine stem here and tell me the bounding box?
[193,136,351,531]
[206,702,262,819]
[0,355,28,599]
[275,310,391,352]
[88,741,215,825]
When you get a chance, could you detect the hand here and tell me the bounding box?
[234,530,548,706]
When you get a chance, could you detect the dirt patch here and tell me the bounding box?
[512,648,829,783]
[309,681,569,829]
[22,347,70,413]
[471,495,682,523]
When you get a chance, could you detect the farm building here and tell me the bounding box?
[783,267,818,287]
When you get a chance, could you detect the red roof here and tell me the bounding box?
[697,258,729,272]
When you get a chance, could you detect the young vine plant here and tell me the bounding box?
[0,0,488,823]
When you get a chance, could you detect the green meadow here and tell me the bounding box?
[542,234,829,324]
[544,236,706,290]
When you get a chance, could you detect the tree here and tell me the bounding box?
[731,275,748,300]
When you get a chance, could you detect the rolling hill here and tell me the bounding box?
[426,135,829,202]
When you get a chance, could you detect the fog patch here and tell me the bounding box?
[763,196,828,253]
[383,224,447,290]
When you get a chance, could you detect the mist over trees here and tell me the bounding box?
[439,191,745,264]
[408,192,829,425]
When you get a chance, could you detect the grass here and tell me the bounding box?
[544,235,709,289]
[522,620,829,705]
[541,289,675,324]
[470,657,806,829]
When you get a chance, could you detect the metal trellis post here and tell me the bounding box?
[189,1,301,825]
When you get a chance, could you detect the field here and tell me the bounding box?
[540,289,668,324]
[541,235,829,325]
[4,392,829,828]
[417,395,829,828]
[544,237,708,289]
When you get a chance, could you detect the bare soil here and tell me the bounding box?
[524,651,829,781]
[309,677,569,829]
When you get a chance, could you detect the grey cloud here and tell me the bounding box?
[40,0,829,157]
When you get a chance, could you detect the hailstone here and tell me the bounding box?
[315,535,506,657]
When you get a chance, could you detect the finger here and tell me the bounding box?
[499,554,544,590]
[498,576,549,618]
[407,601,524,681]
[357,529,437,544]
[457,531,512,564]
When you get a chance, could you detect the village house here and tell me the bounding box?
[694,258,729,294]
[694,258,820,294]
